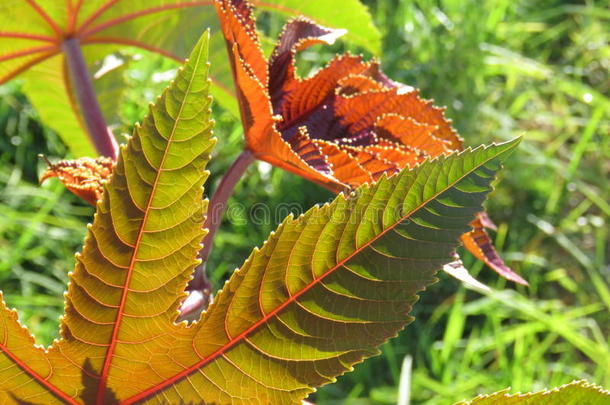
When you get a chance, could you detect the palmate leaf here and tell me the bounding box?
[167,139,519,403]
[1,32,521,397]
[0,0,379,157]
[0,30,215,404]
[216,0,527,284]
[216,0,461,192]
[454,380,610,405]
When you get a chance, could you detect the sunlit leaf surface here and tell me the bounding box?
[0,29,520,402]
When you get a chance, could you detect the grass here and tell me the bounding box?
[0,0,608,403]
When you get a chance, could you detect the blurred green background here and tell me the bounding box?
[0,0,608,404]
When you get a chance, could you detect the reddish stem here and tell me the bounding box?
[62,38,118,159]
[181,149,255,317]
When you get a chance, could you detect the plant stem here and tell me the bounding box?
[182,149,255,316]
[62,38,118,159]
[201,148,255,264]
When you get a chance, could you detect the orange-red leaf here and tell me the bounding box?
[215,0,526,284]
[460,214,528,285]
[40,156,114,205]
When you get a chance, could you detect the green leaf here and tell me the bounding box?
[0,130,519,402]
[0,294,64,404]
[0,30,215,403]
[157,138,519,403]
[21,55,97,157]
[454,380,610,404]
[52,29,215,401]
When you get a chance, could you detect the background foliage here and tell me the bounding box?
[0,0,608,404]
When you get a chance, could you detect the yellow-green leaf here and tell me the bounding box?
[254,0,381,53]
[52,29,214,402]
[116,139,518,404]
[22,56,97,157]
[1,31,214,404]
[160,139,520,403]
[0,293,72,404]
[0,99,519,404]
